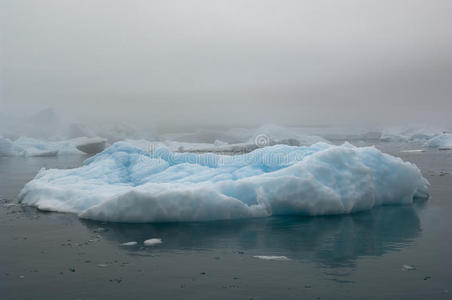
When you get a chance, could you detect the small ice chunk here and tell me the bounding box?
[97,264,108,268]
[400,149,425,153]
[253,255,290,261]
[402,264,416,271]
[143,238,162,246]
[120,241,137,246]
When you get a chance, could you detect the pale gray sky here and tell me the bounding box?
[1,0,451,128]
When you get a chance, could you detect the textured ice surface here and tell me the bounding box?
[424,134,452,149]
[19,141,429,223]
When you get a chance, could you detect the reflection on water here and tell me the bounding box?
[0,155,423,271]
[83,204,422,269]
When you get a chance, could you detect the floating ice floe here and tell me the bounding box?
[424,133,452,150]
[143,238,162,246]
[19,141,429,223]
[402,264,416,271]
[400,149,425,153]
[0,136,107,157]
[120,241,138,246]
[253,256,290,261]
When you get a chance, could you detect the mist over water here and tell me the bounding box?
[2,3,452,299]
[1,0,452,130]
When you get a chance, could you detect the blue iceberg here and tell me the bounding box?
[19,141,429,223]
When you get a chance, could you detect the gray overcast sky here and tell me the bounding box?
[1,0,451,128]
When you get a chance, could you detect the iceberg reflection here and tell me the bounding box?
[83,204,422,268]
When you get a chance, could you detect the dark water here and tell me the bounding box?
[0,145,452,299]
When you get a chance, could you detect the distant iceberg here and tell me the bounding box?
[127,139,258,154]
[424,133,452,150]
[0,137,27,156]
[124,124,328,154]
[19,141,429,223]
[0,136,106,157]
[380,128,441,142]
[160,124,328,148]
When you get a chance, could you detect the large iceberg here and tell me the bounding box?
[19,141,429,223]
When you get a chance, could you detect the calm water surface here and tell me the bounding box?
[0,143,451,299]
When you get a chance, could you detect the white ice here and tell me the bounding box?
[130,125,328,154]
[143,238,162,246]
[18,141,429,223]
[120,241,138,246]
[158,124,328,152]
[402,264,416,271]
[0,136,107,157]
[380,128,442,142]
[424,133,452,150]
[253,256,290,261]
[400,150,425,153]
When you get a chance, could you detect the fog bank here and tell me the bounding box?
[1,0,452,129]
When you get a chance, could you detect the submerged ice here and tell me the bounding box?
[19,141,429,222]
